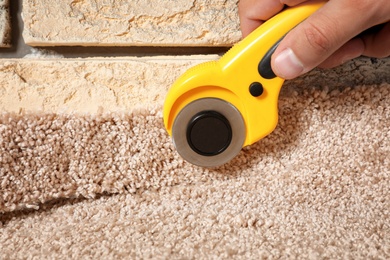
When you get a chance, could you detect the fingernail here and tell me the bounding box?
[274,48,304,79]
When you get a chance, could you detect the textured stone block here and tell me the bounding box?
[0,0,11,47]
[0,56,217,113]
[22,0,241,46]
[1,56,389,114]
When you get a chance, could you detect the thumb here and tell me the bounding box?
[271,0,377,79]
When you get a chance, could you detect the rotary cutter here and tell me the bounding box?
[163,0,326,167]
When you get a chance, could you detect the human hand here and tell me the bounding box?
[238,0,390,79]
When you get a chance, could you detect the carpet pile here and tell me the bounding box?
[1,77,389,258]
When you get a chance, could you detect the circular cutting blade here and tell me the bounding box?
[172,98,246,167]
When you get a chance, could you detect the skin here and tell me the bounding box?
[238,0,390,79]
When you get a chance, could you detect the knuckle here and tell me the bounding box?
[303,22,334,56]
[347,0,369,11]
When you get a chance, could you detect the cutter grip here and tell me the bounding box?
[258,37,283,79]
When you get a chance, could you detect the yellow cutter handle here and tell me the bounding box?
[164,1,326,143]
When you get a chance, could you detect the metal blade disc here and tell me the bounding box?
[172,98,246,167]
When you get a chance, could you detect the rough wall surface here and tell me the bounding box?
[1,57,389,114]
[0,56,216,113]
[0,0,10,47]
[22,0,241,46]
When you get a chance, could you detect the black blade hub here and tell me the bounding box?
[187,111,232,156]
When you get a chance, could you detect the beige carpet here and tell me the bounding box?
[1,63,390,258]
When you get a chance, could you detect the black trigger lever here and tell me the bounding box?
[258,37,284,79]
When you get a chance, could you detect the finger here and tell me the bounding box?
[271,0,382,79]
[319,23,390,68]
[280,0,308,6]
[238,0,284,37]
[362,22,390,58]
[318,37,365,68]
[239,18,264,38]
